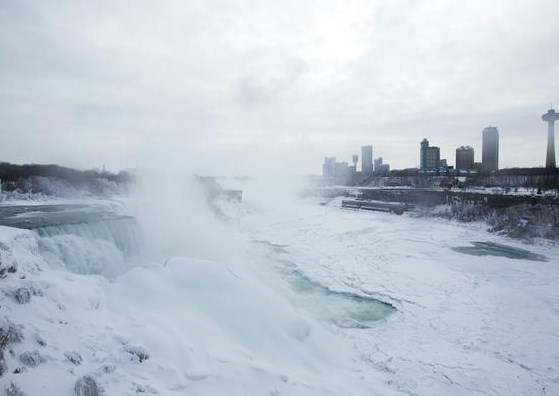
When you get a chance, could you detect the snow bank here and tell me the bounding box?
[0,204,386,395]
[105,258,382,395]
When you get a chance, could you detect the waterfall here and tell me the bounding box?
[34,216,144,277]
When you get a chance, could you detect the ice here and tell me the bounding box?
[279,267,395,328]
[0,219,384,395]
[1,180,558,395]
[231,182,559,395]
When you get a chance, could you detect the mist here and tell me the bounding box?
[129,169,238,262]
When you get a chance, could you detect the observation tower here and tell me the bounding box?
[542,108,559,168]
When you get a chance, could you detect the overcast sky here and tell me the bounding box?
[1,0,558,175]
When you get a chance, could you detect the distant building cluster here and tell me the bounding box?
[322,106,558,180]
[419,126,500,173]
[322,145,390,180]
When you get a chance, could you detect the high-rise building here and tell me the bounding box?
[361,146,373,174]
[352,154,359,168]
[420,139,440,170]
[322,157,336,177]
[482,127,499,172]
[374,157,383,171]
[542,108,559,168]
[455,146,475,170]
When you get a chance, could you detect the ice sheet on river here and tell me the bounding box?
[234,193,559,396]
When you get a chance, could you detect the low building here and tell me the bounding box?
[376,163,390,173]
[374,157,390,173]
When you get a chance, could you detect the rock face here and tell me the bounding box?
[74,375,99,396]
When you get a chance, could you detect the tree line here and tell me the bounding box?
[0,162,133,197]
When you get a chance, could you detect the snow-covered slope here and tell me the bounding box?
[0,197,388,395]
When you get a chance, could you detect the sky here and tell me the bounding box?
[1,0,558,176]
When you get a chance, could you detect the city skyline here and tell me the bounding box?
[323,107,559,174]
[318,107,558,176]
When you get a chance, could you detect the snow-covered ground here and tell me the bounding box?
[1,181,558,395]
[221,180,559,395]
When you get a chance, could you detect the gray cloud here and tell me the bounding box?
[1,0,558,174]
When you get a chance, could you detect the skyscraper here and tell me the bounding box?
[352,154,359,168]
[420,139,440,170]
[361,145,373,174]
[455,146,474,170]
[482,127,499,172]
[374,157,382,171]
[322,157,335,177]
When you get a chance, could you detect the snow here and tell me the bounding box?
[0,219,384,394]
[1,181,559,395]
[227,188,559,395]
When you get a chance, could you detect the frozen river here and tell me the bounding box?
[227,193,559,395]
[0,203,129,229]
[1,191,558,395]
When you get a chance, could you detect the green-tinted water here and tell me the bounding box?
[452,241,547,262]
